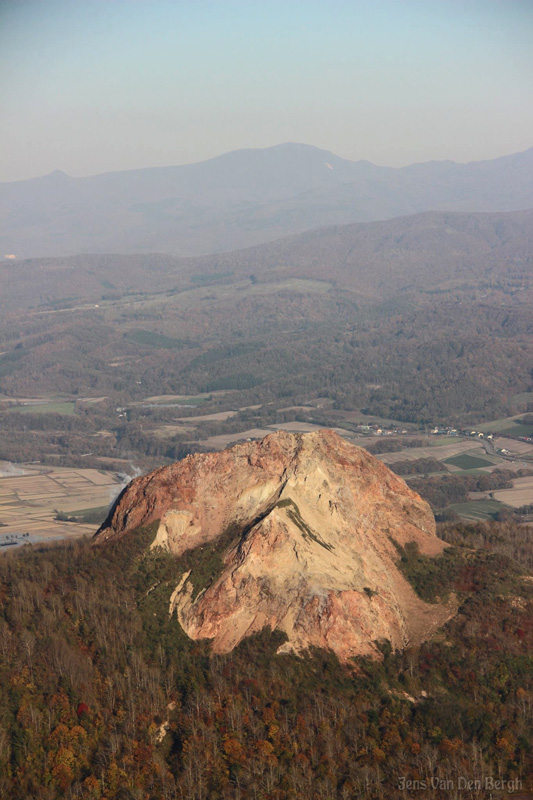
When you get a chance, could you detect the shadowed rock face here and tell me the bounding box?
[94,430,454,660]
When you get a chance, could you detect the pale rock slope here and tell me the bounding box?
[94,430,455,660]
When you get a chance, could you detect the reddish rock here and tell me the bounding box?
[94,430,454,660]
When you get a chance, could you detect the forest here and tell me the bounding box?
[0,294,532,472]
[0,207,532,799]
[0,517,531,800]
[0,208,532,474]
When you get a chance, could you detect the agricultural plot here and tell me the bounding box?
[203,422,353,451]
[322,409,418,429]
[479,414,533,438]
[4,400,76,415]
[378,439,485,465]
[203,428,277,450]
[176,409,239,423]
[500,423,533,438]
[267,421,349,435]
[447,500,509,521]
[153,424,197,440]
[444,453,494,470]
[131,392,227,411]
[120,278,331,318]
[511,391,533,404]
[126,330,186,349]
[0,466,121,545]
[493,476,533,508]
[502,439,533,456]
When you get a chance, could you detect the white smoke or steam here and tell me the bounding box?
[109,464,144,504]
[0,462,27,478]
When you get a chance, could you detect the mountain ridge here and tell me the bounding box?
[6,141,533,183]
[1,206,531,312]
[2,142,532,260]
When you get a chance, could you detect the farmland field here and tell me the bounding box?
[493,476,533,508]
[444,453,494,470]
[203,421,353,451]
[0,465,121,545]
[502,439,533,456]
[478,414,533,438]
[134,393,215,407]
[377,439,488,465]
[447,499,509,520]
[511,391,533,405]
[202,428,277,450]
[7,401,76,415]
[496,423,533,438]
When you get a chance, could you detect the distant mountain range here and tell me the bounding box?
[1,143,533,259]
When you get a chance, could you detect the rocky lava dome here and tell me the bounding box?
[94,430,455,660]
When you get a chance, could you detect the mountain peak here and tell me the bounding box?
[95,430,454,660]
[45,169,70,179]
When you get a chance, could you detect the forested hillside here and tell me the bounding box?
[0,519,531,799]
[0,209,531,473]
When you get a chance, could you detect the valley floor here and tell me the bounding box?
[0,464,121,547]
[2,392,533,542]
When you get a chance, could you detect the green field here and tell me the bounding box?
[56,505,109,524]
[478,414,533,438]
[163,278,333,312]
[511,391,533,404]
[147,395,208,407]
[427,436,461,446]
[501,424,533,438]
[9,401,76,416]
[126,330,186,349]
[165,397,208,407]
[190,271,234,283]
[451,469,496,476]
[447,499,508,521]
[444,453,494,469]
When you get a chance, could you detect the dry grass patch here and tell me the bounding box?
[493,476,533,508]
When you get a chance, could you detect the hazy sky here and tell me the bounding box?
[1,0,532,181]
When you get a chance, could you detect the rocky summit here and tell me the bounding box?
[94,430,455,660]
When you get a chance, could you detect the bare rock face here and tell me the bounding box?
[94,430,454,660]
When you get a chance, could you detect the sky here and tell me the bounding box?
[1,0,532,182]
